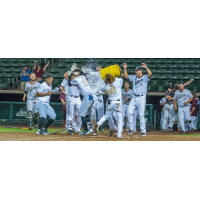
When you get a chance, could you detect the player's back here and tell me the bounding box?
[25,81,40,100]
[36,82,52,103]
[71,75,92,97]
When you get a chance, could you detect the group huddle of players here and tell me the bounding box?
[22,62,152,138]
[159,80,199,133]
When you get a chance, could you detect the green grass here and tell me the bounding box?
[174,134,200,137]
[0,127,110,133]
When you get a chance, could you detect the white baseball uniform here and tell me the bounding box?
[71,75,94,117]
[25,81,40,113]
[122,89,133,128]
[162,90,175,130]
[160,97,171,130]
[97,77,123,137]
[127,74,150,134]
[36,82,56,120]
[174,89,193,132]
[66,79,82,132]
[87,72,104,131]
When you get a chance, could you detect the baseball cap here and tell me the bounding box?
[135,66,142,71]
[179,81,184,84]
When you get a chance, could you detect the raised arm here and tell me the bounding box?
[34,60,37,71]
[123,63,128,79]
[141,63,152,78]
[43,61,50,72]
[64,71,70,78]
[184,79,194,86]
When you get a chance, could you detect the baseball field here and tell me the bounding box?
[0,126,200,141]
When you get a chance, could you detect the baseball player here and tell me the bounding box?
[161,83,176,131]
[160,97,171,130]
[188,91,199,132]
[70,71,94,136]
[123,63,152,136]
[174,81,194,133]
[94,73,124,139]
[36,74,59,135]
[67,70,82,135]
[122,81,133,131]
[59,89,67,133]
[23,73,40,130]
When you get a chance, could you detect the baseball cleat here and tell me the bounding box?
[93,132,97,136]
[29,126,33,130]
[68,129,74,135]
[107,130,116,136]
[36,129,47,135]
[117,136,124,139]
[125,127,130,132]
[43,128,51,135]
[127,130,136,135]
[167,127,173,132]
[84,129,93,136]
[140,132,146,136]
[98,125,104,132]
[62,127,66,133]
[192,129,197,132]
[94,124,98,133]
[161,129,167,132]
[181,131,186,134]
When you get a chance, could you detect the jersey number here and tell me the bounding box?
[83,79,89,87]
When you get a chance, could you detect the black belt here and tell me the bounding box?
[70,95,78,98]
[166,103,173,105]
[110,99,120,101]
[134,94,144,97]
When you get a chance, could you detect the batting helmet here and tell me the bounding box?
[167,83,174,89]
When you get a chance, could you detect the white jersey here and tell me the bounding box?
[160,97,166,104]
[122,89,133,105]
[68,79,80,97]
[37,82,52,103]
[128,74,150,95]
[174,89,193,107]
[103,77,123,101]
[61,78,68,94]
[25,81,40,100]
[71,75,92,97]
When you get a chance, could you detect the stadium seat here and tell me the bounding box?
[4,62,14,67]
[0,83,9,90]
[148,59,157,64]
[156,69,167,74]
[180,69,189,74]
[157,59,167,64]
[148,85,162,92]
[167,59,178,64]
[162,74,172,80]
[155,80,167,85]
[192,64,200,69]
[190,69,199,74]
[151,74,163,80]
[172,75,183,80]
[167,69,178,74]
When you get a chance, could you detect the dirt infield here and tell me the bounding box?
[0,128,200,141]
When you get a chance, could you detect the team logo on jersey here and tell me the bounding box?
[176,94,186,99]
[29,86,38,92]
[135,78,143,85]
[82,79,89,87]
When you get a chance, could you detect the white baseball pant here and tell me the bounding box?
[80,93,94,117]
[36,101,56,120]
[122,104,130,128]
[160,110,171,130]
[66,96,82,132]
[162,104,175,129]
[127,95,146,133]
[132,108,138,131]
[91,94,104,130]
[187,116,197,131]
[178,105,192,132]
[27,99,38,113]
[106,100,117,131]
[98,100,123,137]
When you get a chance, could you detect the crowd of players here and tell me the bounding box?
[22,62,199,138]
[160,80,199,133]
